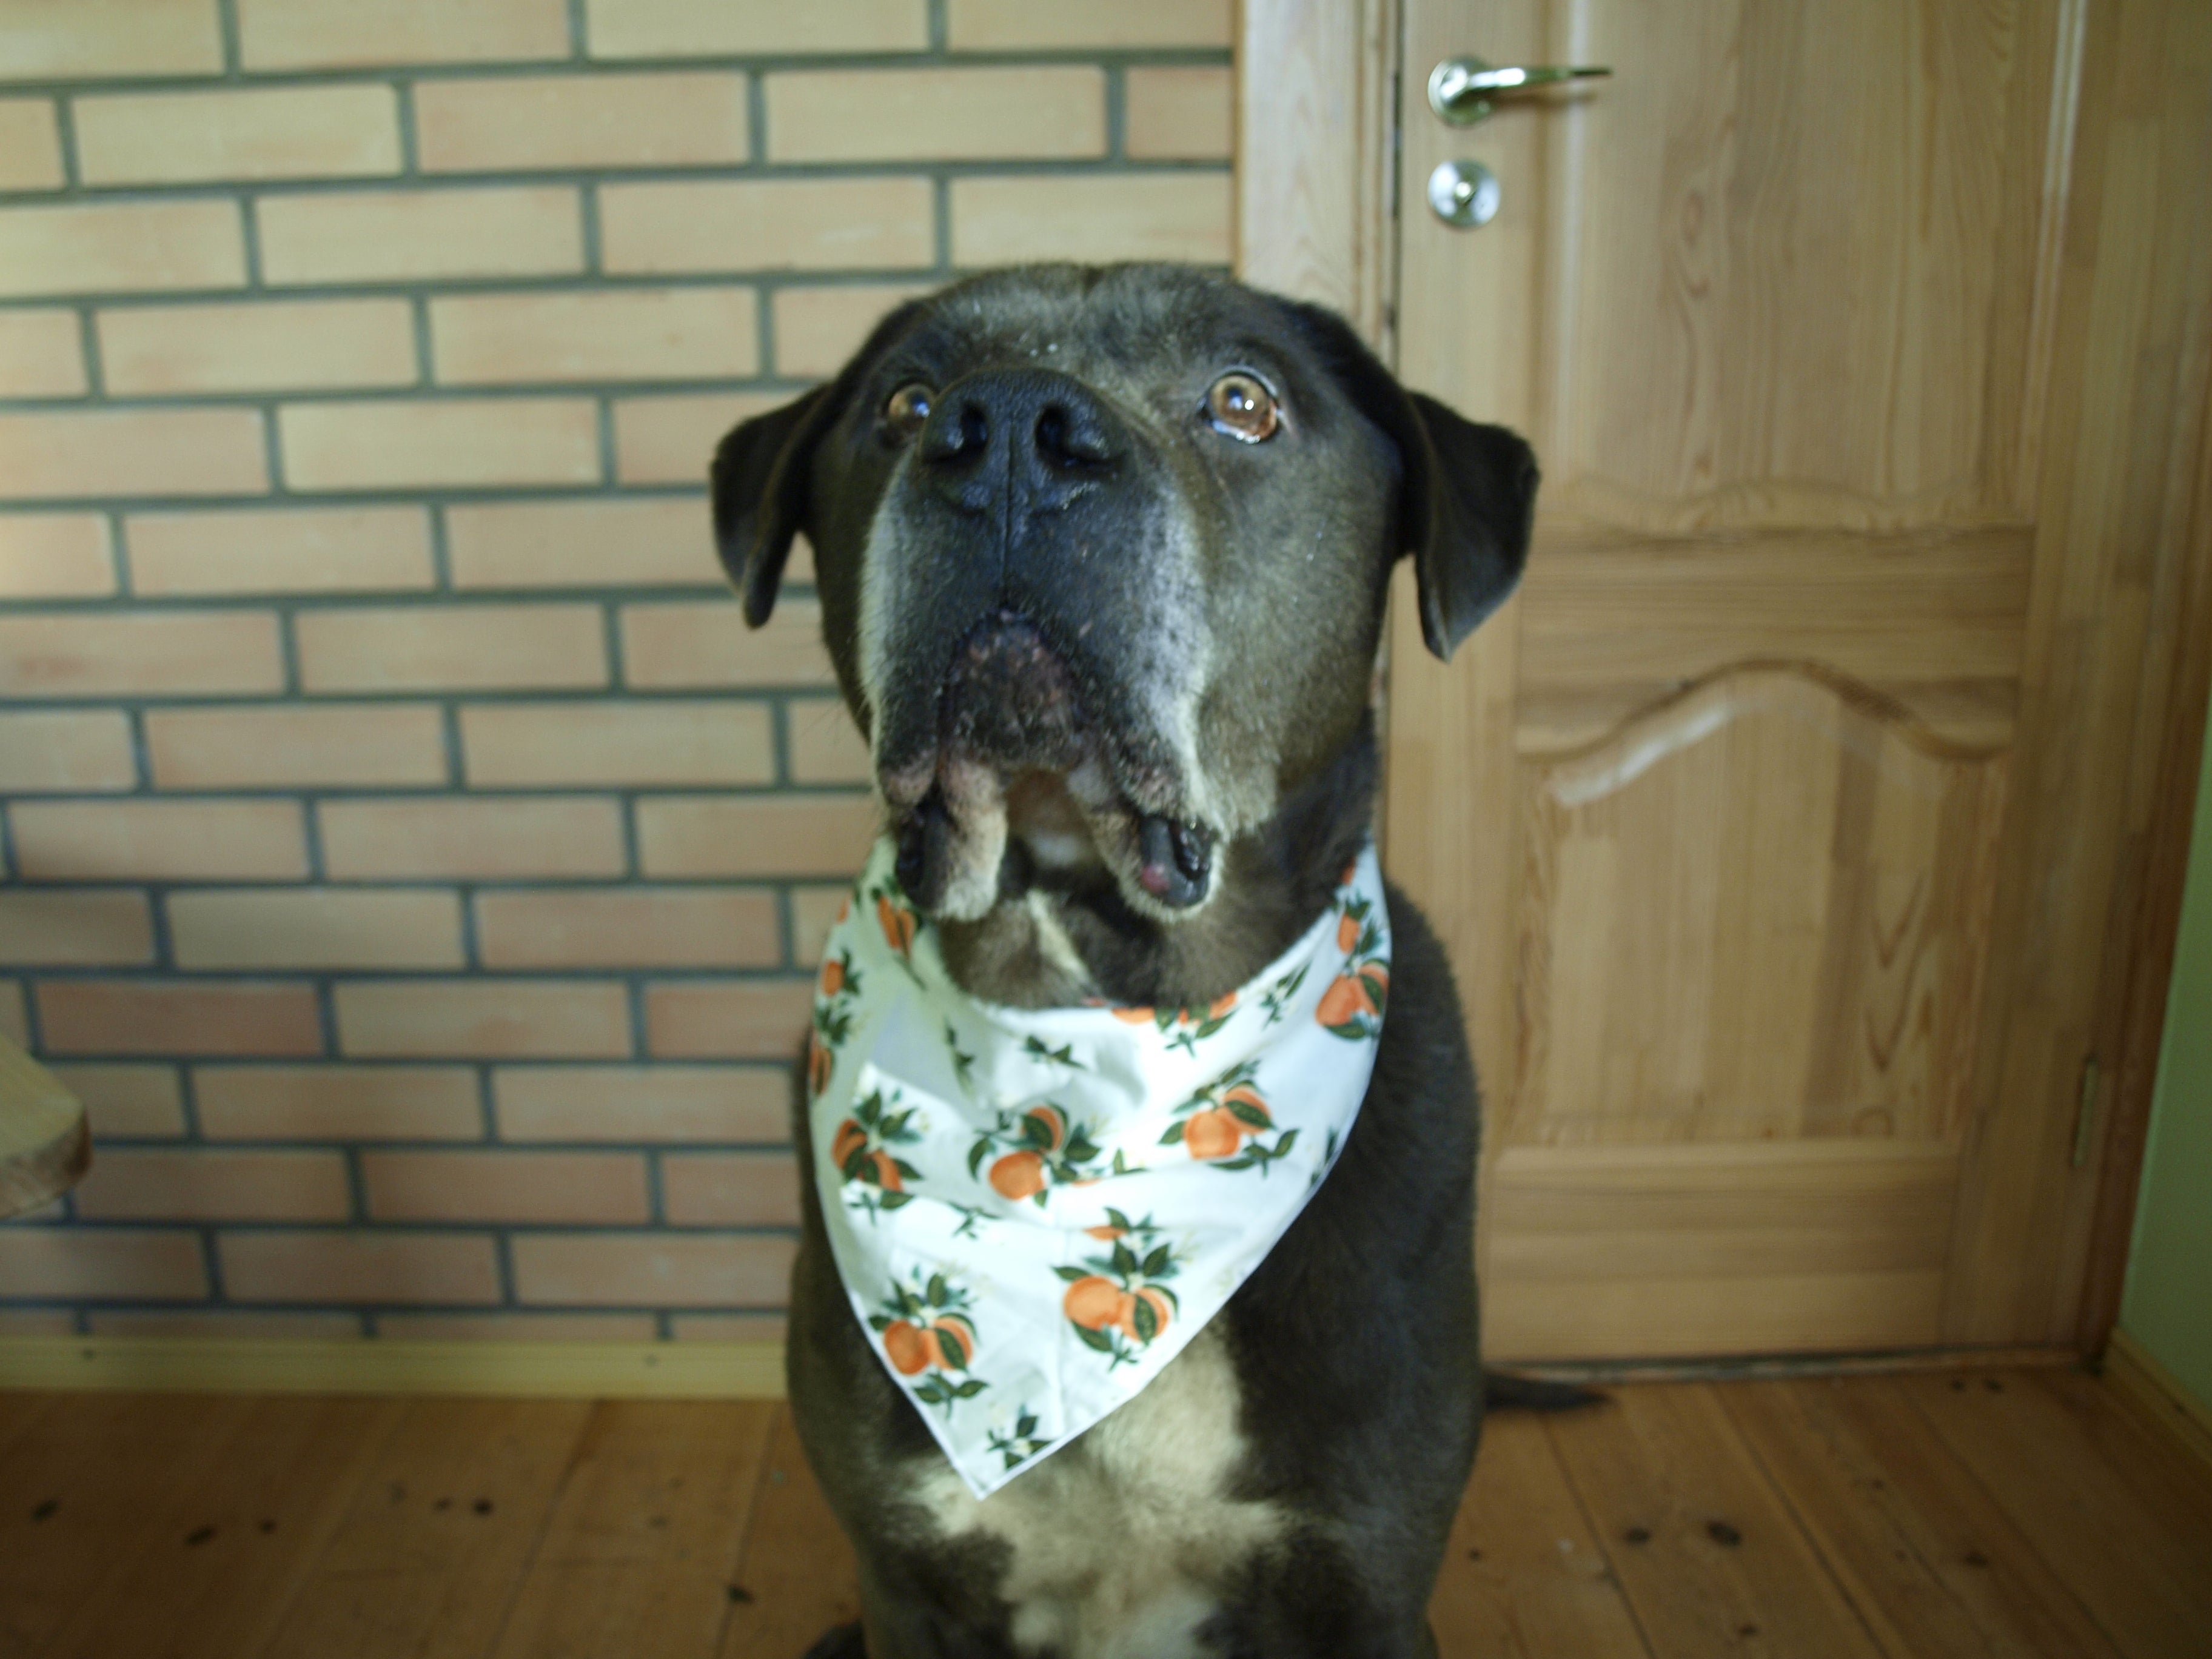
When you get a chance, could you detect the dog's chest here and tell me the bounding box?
[905,1324,1285,1659]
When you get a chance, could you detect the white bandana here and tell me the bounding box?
[806,839,1392,1498]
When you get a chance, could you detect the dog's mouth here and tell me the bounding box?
[876,611,1213,922]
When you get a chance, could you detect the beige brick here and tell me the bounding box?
[0,407,267,499]
[35,979,323,1057]
[195,1064,483,1141]
[45,1062,184,1139]
[1126,67,1235,161]
[952,173,1232,266]
[0,99,62,190]
[363,1149,649,1224]
[257,188,581,285]
[767,67,1104,163]
[663,1151,800,1226]
[279,398,599,491]
[432,288,758,386]
[494,1064,788,1143]
[447,497,725,589]
[418,73,748,172]
[0,514,111,597]
[638,794,879,879]
[239,0,569,69]
[475,888,780,970]
[75,1148,354,1222]
[88,1309,363,1338]
[9,0,223,78]
[128,506,432,598]
[11,800,307,882]
[0,310,85,397]
[0,200,244,300]
[461,700,771,788]
[0,1309,79,1337]
[790,885,850,965]
[622,597,834,688]
[643,979,815,1058]
[0,711,135,794]
[46,1063,185,1139]
[948,0,1232,47]
[0,980,25,1046]
[0,612,279,700]
[601,178,933,276]
[771,283,931,378]
[297,602,606,692]
[99,300,417,395]
[612,393,784,486]
[168,889,466,971]
[75,86,401,186]
[147,704,446,789]
[0,891,155,967]
[788,697,871,784]
[336,979,632,1059]
[221,1230,500,1305]
[0,1228,207,1301]
[511,1231,796,1307]
[668,1313,786,1344]
[376,1311,657,1341]
[319,797,625,880]
[586,0,925,58]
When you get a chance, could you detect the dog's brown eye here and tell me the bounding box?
[883,382,934,441]
[1205,372,1279,443]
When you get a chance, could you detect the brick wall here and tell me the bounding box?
[0,0,1233,1342]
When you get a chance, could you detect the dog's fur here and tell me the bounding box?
[711,265,1538,1658]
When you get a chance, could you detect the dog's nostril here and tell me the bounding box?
[1034,404,1108,470]
[958,404,989,452]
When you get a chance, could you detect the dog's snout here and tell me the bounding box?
[914,370,1119,520]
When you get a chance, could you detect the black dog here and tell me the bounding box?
[712,264,1537,1658]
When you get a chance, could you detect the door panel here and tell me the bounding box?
[1381,0,2212,1360]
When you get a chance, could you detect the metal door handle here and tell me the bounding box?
[1429,56,1612,126]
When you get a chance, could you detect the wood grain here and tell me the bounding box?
[1544,1382,1885,1658]
[1725,1375,2123,1659]
[1515,669,2008,1148]
[1426,1410,1650,1657]
[258,1398,594,1659]
[489,1399,776,1659]
[717,1406,861,1659]
[1899,1367,2212,1657]
[0,1033,90,1220]
[44,1396,407,1659]
[0,1393,250,1657]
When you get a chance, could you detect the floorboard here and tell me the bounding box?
[1427,1410,1652,1657]
[256,1398,595,1659]
[1542,1382,1886,1659]
[42,1395,409,1659]
[1900,1370,2212,1659]
[488,1399,778,1659]
[1724,1375,2122,1659]
[3,1368,2205,1659]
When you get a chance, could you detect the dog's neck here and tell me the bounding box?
[933,720,1380,1010]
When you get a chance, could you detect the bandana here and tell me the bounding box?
[806,839,1392,1498]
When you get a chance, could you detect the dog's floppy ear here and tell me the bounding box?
[1282,300,1540,660]
[711,386,840,628]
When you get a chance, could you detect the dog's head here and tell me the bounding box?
[713,264,1535,929]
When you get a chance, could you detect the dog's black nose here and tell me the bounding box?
[916,369,1120,521]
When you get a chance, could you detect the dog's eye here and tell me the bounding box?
[1204,372,1279,443]
[883,382,934,442]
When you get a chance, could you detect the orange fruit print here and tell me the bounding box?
[883,1319,932,1375]
[988,1149,1047,1200]
[1062,1274,1125,1330]
[877,894,916,956]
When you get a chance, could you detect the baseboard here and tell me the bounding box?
[0,1335,786,1398]
[2102,1327,2212,1478]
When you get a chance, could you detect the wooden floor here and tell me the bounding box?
[1,1368,2208,1658]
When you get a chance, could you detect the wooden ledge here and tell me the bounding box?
[0,1034,89,1221]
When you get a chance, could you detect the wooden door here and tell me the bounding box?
[1362,0,2212,1360]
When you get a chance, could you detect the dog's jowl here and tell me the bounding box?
[710,265,1537,1659]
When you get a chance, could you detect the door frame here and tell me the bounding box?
[1234,0,2212,1357]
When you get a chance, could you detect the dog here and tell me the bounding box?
[710,264,1538,1659]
